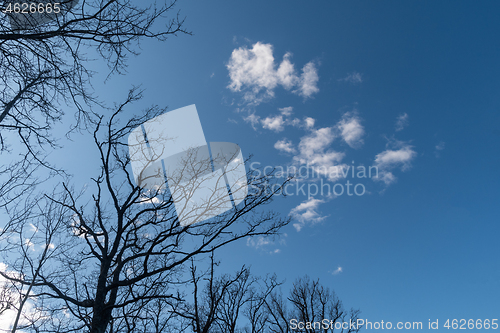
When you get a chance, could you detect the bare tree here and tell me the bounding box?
[0,0,190,243]
[0,0,188,152]
[0,89,290,333]
[266,276,361,333]
[179,257,361,333]
[178,254,281,333]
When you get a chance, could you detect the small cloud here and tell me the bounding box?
[246,236,271,249]
[262,114,286,132]
[274,139,296,154]
[290,197,328,231]
[337,112,364,148]
[210,72,215,78]
[331,266,343,275]
[295,61,319,98]
[304,117,315,129]
[395,113,409,131]
[243,113,261,130]
[279,106,293,116]
[227,118,238,124]
[293,127,345,181]
[373,141,417,185]
[24,239,35,251]
[339,72,363,84]
[252,107,304,132]
[247,236,283,254]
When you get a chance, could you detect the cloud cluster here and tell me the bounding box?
[227,42,319,105]
[273,111,364,181]
[245,106,303,132]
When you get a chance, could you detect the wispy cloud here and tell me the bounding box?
[227,42,319,105]
[395,113,409,131]
[339,72,363,84]
[243,113,261,130]
[373,141,417,185]
[246,236,284,255]
[434,141,445,157]
[290,197,328,231]
[246,236,271,249]
[331,266,343,275]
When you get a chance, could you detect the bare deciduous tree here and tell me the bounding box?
[0,0,188,152]
[180,255,360,333]
[266,276,361,333]
[0,0,189,209]
[0,89,290,333]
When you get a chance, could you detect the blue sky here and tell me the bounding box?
[3,0,500,330]
[90,0,499,328]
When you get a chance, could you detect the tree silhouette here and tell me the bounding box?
[0,90,290,332]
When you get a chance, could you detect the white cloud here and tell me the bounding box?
[279,106,293,116]
[243,113,261,129]
[24,239,35,251]
[0,263,37,331]
[395,113,409,131]
[295,62,319,98]
[292,127,345,180]
[247,236,283,254]
[290,198,328,231]
[337,113,364,148]
[262,115,286,132]
[274,139,296,154]
[339,72,363,84]
[373,143,417,185]
[331,266,343,275]
[253,107,302,133]
[277,53,297,89]
[246,236,271,249]
[227,42,319,105]
[298,127,336,155]
[304,117,315,129]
